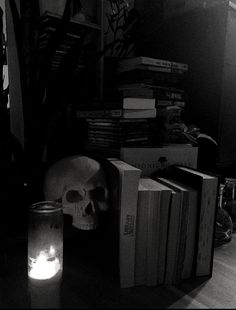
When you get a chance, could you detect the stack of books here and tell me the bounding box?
[105,158,219,289]
[85,118,150,150]
[76,94,157,155]
[116,56,189,144]
[117,56,188,86]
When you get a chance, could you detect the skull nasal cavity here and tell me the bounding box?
[66,190,84,203]
[85,203,93,215]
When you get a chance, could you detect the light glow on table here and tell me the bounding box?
[29,246,61,280]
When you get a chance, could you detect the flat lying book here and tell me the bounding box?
[117,56,188,73]
[118,56,172,71]
[122,97,156,109]
[119,88,154,99]
[77,108,157,119]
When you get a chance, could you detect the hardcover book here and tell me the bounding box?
[122,97,156,109]
[156,185,181,285]
[117,69,185,88]
[117,56,188,73]
[105,158,141,288]
[156,177,189,284]
[153,181,172,285]
[77,108,157,119]
[170,166,219,278]
[118,56,172,71]
[139,178,170,286]
[119,88,154,99]
[167,180,199,280]
[135,181,150,286]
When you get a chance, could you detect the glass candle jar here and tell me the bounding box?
[28,201,63,282]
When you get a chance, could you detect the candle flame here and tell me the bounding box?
[29,246,60,280]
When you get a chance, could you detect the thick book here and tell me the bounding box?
[156,177,189,285]
[170,166,219,278]
[76,108,156,119]
[117,56,188,73]
[135,181,150,286]
[87,129,149,138]
[120,146,198,176]
[87,136,149,147]
[122,97,156,109]
[139,178,171,286]
[168,180,199,280]
[118,64,173,74]
[86,118,149,124]
[118,69,184,88]
[87,122,149,131]
[118,56,172,71]
[118,63,185,74]
[157,177,199,281]
[156,99,186,108]
[153,181,172,285]
[172,61,189,71]
[106,158,141,288]
[87,130,148,139]
[155,88,185,101]
[138,178,162,286]
[154,183,181,285]
[119,88,154,99]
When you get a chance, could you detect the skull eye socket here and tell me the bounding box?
[66,190,84,203]
[90,187,106,202]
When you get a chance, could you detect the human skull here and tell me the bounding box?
[43,155,109,230]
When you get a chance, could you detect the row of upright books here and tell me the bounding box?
[105,158,219,288]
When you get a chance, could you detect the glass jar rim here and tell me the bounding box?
[29,201,62,213]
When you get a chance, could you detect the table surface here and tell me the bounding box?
[1,223,236,309]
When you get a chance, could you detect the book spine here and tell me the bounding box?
[164,192,181,284]
[117,62,172,73]
[136,65,172,73]
[171,61,188,71]
[76,109,123,118]
[196,179,218,277]
[156,190,171,285]
[119,56,172,69]
[175,191,189,284]
[146,191,161,286]
[119,171,141,288]
[135,188,148,286]
[140,56,172,68]
[156,100,186,108]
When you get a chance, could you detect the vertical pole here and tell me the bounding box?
[97,0,104,100]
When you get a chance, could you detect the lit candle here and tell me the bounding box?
[29,246,61,280]
[28,201,63,282]
[28,202,63,309]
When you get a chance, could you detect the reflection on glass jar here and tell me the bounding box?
[224,178,236,231]
[215,183,233,247]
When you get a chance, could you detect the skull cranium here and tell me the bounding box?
[43,155,109,230]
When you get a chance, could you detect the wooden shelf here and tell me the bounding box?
[39,11,102,32]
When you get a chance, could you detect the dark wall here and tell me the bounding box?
[135,1,228,142]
